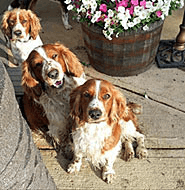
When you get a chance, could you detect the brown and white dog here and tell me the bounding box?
[68,79,148,183]
[8,0,72,30]
[22,43,86,149]
[1,8,43,65]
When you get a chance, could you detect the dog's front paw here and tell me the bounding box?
[123,148,135,161]
[136,146,148,159]
[102,170,115,184]
[67,161,81,173]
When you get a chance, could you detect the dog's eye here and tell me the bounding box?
[22,20,27,24]
[52,54,58,59]
[84,92,91,98]
[9,20,15,25]
[35,62,43,67]
[103,94,110,100]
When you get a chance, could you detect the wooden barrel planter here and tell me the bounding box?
[81,20,164,76]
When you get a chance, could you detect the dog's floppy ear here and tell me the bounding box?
[108,88,127,125]
[56,43,84,77]
[22,59,42,100]
[28,10,41,40]
[1,11,12,39]
[70,86,84,124]
[109,88,139,128]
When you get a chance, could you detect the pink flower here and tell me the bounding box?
[116,0,129,10]
[131,0,138,6]
[156,10,162,17]
[127,5,134,15]
[97,14,108,22]
[140,0,146,8]
[100,4,107,13]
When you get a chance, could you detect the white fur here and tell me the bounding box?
[68,120,121,183]
[71,121,117,167]
[11,35,43,65]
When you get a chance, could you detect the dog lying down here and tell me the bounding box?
[68,78,148,183]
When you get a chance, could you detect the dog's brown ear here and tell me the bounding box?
[110,88,139,128]
[56,43,84,77]
[1,11,12,38]
[22,59,42,100]
[70,86,83,123]
[108,88,127,125]
[28,10,41,40]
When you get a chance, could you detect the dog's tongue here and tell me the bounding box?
[56,81,62,86]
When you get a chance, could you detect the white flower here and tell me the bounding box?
[64,0,71,4]
[134,6,144,16]
[156,0,164,8]
[103,30,112,40]
[67,5,74,10]
[161,5,170,16]
[108,9,114,18]
[104,17,111,29]
[118,6,125,14]
[143,25,149,31]
[179,0,184,8]
[146,1,154,8]
[128,22,135,28]
[120,20,128,30]
[138,10,148,20]
[91,11,101,23]
[133,17,141,25]
[116,33,119,38]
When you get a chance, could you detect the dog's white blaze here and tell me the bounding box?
[13,9,26,38]
[88,80,104,112]
[34,46,49,61]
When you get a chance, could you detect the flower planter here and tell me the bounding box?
[81,20,164,76]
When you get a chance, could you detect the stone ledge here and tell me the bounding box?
[0,61,56,189]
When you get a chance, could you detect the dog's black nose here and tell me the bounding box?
[48,69,59,79]
[89,109,102,120]
[14,30,22,36]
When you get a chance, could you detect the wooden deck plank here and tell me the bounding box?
[39,149,185,190]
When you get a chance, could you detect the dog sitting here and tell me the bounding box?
[1,8,43,66]
[68,79,148,183]
[8,0,72,30]
[22,43,86,151]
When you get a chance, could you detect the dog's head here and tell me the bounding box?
[1,8,41,41]
[22,43,84,99]
[70,79,136,126]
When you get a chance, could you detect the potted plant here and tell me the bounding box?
[65,0,184,76]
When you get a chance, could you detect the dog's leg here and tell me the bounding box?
[59,2,72,30]
[123,140,135,161]
[67,153,82,173]
[135,132,148,159]
[102,158,116,184]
